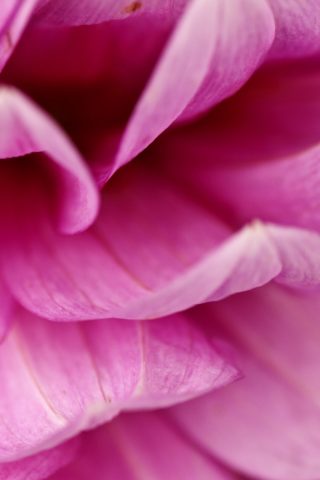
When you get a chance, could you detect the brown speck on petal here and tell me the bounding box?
[122,1,143,14]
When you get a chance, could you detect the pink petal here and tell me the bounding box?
[0,86,99,233]
[33,0,187,26]
[267,225,320,290]
[268,0,320,58]
[162,59,320,169]
[0,0,37,71]
[5,161,320,321]
[206,143,320,233]
[0,163,285,321]
[171,284,320,480]
[2,17,173,184]
[48,413,235,480]
[0,438,79,480]
[113,0,275,170]
[0,308,235,461]
[161,61,320,232]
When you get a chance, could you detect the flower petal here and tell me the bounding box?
[205,143,320,234]
[171,285,320,480]
[0,308,235,461]
[161,60,320,233]
[0,86,99,233]
[113,0,275,170]
[0,438,79,480]
[0,162,284,320]
[268,0,320,58]
[161,59,320,170]
[5,161,320,321]
[33,0,187,26]
[0,0,37,71]
[48,413,235,480]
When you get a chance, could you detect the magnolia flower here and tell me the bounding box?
[0,1,319,479]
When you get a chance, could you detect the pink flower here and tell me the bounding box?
[0,1,320,479]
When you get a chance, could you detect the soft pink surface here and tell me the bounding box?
[0,1,320,479]
[171,285,320,479]
[48,412,235,480]
[0,307,237,462]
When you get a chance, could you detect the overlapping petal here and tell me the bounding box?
[171,285,320,480]
[0,307,235,462]
[0,0,37,71]
[0,438,79,480]
[0,2,319,479]
[161,59,320,167]
[3,161,320,321]
[0,163,271,320]
[160,60,320,233]
[0,87,99,233]
[113,0,275,172]
[48,413,235,480]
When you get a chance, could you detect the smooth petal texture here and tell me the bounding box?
[0,87,99,233]
[113,0,275,171]
[4,159,320,321]
[48,413,235,480]
[0,308,235,462]
[0,162,280,320]
[205,144,320,233]
[171,285,320,480]
[0,438,79,480]
[33,0,187,26]
[267,0,320,58]
[159,61,320,232]
[0,0,37,71]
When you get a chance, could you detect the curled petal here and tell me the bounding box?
[4,162,320,320]
[0,309,235,461]
[48,413,236,480]
[113,0,275,169]
[0,87,99,233]
[171,285,320,480]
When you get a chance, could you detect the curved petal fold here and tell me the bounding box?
[0,308,235,462]
[171,285,320,480]
[113,0,275,170]
[3,162,320,321]
[0,87,99,233]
